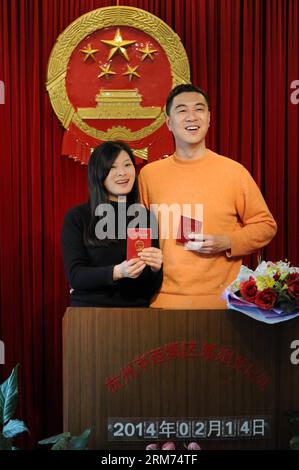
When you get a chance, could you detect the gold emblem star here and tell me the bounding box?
[138,43,158,61]
[122,65,141,82]
[98,64,116,79]
[80,43,99,61]
[101,28,136,61]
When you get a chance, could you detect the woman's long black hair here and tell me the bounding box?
[85,140,140,246]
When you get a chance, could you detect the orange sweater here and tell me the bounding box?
[139,150,277,309]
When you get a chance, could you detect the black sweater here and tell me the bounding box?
[61,202,162,307]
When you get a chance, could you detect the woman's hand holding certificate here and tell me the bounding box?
[138,247,163,272]
[113,259,146,280]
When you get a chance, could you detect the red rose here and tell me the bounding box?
[287,273,299,298]
[240,276,257,302]
[255,288,277,310]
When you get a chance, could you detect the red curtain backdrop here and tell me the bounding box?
[0,0,298,446]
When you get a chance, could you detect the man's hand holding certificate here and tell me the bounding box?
[176,215,231,254]
[186,233,231,254]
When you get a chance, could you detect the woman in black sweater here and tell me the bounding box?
[61,141,163,307]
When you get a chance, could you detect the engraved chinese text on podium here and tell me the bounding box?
[63,308,299,449]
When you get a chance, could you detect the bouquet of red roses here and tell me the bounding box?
[224,261,299,324]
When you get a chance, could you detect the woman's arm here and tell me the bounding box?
[61,208,115,291]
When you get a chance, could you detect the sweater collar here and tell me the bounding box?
[172,149,211,166]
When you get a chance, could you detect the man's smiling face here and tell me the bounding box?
[166,91,210,149]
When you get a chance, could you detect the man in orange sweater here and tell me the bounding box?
[138,84,277,309]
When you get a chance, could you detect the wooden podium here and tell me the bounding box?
[63,308,299,450]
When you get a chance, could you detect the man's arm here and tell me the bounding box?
[187,167,277,257]
[227,167,277,256]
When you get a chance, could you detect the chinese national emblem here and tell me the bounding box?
[135,240,145,252]
[46,6,190,165]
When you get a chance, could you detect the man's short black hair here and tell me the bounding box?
[165,83,210,115]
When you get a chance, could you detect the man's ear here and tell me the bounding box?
[165,114,171,131]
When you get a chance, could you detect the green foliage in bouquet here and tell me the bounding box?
[0,364,29,450]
